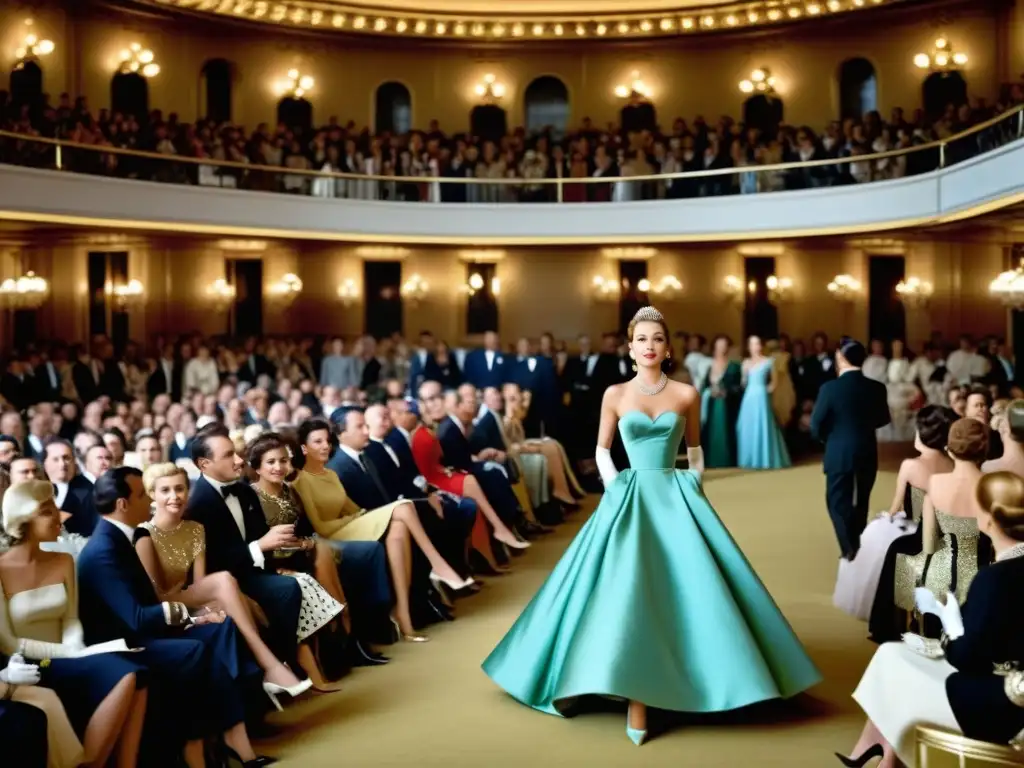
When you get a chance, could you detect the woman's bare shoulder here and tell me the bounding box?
[669,379,699,403]
[602,383,626,404]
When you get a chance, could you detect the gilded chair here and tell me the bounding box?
[916,726,1024,767]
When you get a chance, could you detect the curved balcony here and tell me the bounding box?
[0,107,1022,244]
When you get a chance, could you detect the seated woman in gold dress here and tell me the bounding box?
[502,383,583,506]
[135,463,316,702]
[247,433,355,689]
[291,418,469,644]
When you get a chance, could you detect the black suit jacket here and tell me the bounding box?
[436,418,475,473]
[326,450,390,510]
[77,519,173,646]
[384,430,431,493]
[810,370,890,474]
[945,556,1024,745]
[0,373,32,411]
[186,476,270,578]
[366,439,422,500]
[469,410,519,483]
[146,361,181,402]
[237,354,275,384]
[98,360,128,402]
[60,474,99,536]
[32,362,63,404]
[71,361,100,404]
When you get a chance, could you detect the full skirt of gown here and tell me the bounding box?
[481,467,822,715]
[736,362,791,470]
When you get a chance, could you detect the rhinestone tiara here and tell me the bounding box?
[631,306,665,324]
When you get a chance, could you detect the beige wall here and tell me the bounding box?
[0,0,1006,132]
[0,229,1009,349]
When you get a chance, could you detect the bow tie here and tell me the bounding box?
[221,483,241,500]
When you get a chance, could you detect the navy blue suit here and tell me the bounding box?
[511,356,561,439]
[436,417,520,526]
[810,369,891,558]
[187,476,302,667]
[462,349,509,391]
[168,438,192,464]
[77,519,257,760]
[60,475,99,536]
[470,409,519,483]
[409,352,444,394]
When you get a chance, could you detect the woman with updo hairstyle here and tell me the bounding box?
[736,335,791,469]
[842,471,1024,767]
[837,405,957,624]
[892,418,991,626]
[0,480,147,767]
[982,398,1024,476]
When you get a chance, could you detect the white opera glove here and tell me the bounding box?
[914,588,965,640]
[0,655,41,686]
[686,446,705,479]
[595,446,619,486]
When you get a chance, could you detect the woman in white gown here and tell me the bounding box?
[842,471,1024,767]
[884,340,917,442]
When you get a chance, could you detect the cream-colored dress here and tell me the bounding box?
[9,685,84,768]
[770,350,797,429]
[292,469,403,542]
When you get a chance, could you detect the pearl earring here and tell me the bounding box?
[631,362,638,372]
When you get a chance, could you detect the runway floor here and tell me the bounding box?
[255,457,911,767]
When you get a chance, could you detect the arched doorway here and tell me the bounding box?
[10,60,43,115]
[111,72,149,121]
[277,96,313,134]
[743,94,784,137]
[523,76,570,138]
[374,81,412,134]
[201,58,233,122]
[922,71,967,119]
[838,57,878,120]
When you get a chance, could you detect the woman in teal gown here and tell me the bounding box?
[701,335,742,468]
[482,307,821,745]
[737,335,792,470]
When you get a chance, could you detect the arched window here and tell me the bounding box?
[524,76,570,138]
[743,94,784,137]
[111,72,149,122]
[277,97,313,135]
[838,58,878,120]
[374,82,412,134]
[922,71,967,120]
[201,58,233,123]
[9,60,43,115]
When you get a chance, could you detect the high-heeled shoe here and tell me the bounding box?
[626,725,648,746]
[262,676,314,712]
[496,535,531,550]
[390,617,430,643]
[223,745,279,766]
[835,744,884,766]
[429,571,476,602]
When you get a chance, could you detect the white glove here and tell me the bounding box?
[0,655,41,686]
[914,588,965,640]
[595,446,619,486]
[686,446,705,478]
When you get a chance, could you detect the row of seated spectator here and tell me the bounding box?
[1,87,1021,204]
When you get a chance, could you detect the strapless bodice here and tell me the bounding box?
[7,583,68,642]
[618,410,685,470]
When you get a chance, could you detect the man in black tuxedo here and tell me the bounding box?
[810,339,891,560]
[146,344,181,403]
[236,337,276,385]
[806,332,837,401]
[563,334,599,466]
[78,467,269,767]
[42,437,99,536]
[471,388,519,483]
[186,424,303,671]
[0,356,33,412]
[30,350,64,405]
[407,331,443,394]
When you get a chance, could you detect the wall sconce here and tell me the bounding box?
[462,271,500,296]
[721,274,745,303]
[613,70,652,100]
[105,279,145,311]
[14,19,54,68]
[895,276,934,308]
[283,68,314,98]
[337,278,359,308]
[766,275,793,304]
[990,265,1024,309]
[637,275,683,298]
[0,270,49,309]
[739,67,777,95]
[268,273,303,305]
[118,43,160,78]
[592,275,621,301]
[205,278,236,312]
[400,273,429,306]
[827,274,862,302]
[474,73,506,101]
[914,36,968,72]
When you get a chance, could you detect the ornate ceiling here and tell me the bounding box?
[133,0,901,42]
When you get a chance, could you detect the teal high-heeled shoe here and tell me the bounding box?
[626,725,647,746]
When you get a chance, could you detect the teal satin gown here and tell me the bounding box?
[482,410,821,716]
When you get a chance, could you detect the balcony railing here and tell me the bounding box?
[1,105,1022,205]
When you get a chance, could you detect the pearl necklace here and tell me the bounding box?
[635,372,668,396]
[996,542,1024,562]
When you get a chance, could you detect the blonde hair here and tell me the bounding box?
[976,471,1024,542]
[1,480,54,544]
[143,462,188,495]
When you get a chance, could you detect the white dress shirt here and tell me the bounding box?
[339,444,363,464]
[371,435,427,490]
[485,350,495,370]
[202,474,265,569]
[53,481,69,508]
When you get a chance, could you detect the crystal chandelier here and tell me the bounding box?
[0,271,49,309]
[105,279,146,311]
[896,276,934,308]
[14,19,55,69]
[400,274,429,306]
[990,267,1024,309]
[739,67,777,95]
[827,274,862,302]
[913,36,968,72]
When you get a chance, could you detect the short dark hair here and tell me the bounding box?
[102,427,126,448]
[0,435,20,452]
[42,436,73,459]
[191,423,231,464]
[967,385,992,408]
[93,466,144,516]
[294,418,334,470]
[247,432,288,471]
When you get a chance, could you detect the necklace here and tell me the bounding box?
[635,372,668,396]
[996,542,1024,562]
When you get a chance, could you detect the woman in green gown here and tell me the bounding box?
[701,335,742,468]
